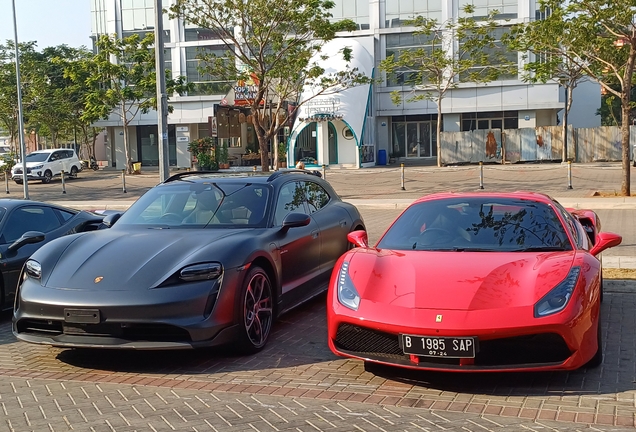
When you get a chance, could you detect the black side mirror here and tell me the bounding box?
[281,212,311,230]
[102,212,122,228]
[8,231,45,252]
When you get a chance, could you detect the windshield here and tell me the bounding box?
[377,197,572,252]
[25,152,50,163]
[116,181,270,228]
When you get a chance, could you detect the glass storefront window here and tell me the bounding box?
[185,46,233,96]
[459,27,518,81]
[329,0,370,30]
[385,32,439,86]
[392,117,438,158]
[461,111,518,131]
[459,0,518,20]
[385,0,442,27]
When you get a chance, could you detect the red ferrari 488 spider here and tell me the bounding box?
[327,192,622,372]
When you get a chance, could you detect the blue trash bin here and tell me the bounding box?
[377,149,387,166]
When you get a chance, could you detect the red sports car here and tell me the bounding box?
[327,192,622,372]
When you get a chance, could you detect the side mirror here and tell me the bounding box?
[102,212,122,228]
[8,231,45,252]
[281,212,311,229]
[590,232,622,256]
[347,230,368,248]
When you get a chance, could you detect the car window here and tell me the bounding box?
[303,181,330,213]
[25,152,49,162]
[274,181,308,225]
[56,209,76,222]
[377,197,572,252]
[2,206,62,243]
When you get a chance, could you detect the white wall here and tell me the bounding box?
[563,79,601,128]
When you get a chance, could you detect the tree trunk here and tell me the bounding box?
[259,135,270,172]
[436,103,442,167]
[122,103,133,174]
[562,86,572,162]
[273,131,279,170]
[620,96,631,196]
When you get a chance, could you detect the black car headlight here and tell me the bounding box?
[337,261,360,311]
[25,259,42,280]
[534,266,581,318]
[179,262,222,282]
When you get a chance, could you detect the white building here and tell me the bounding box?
[90,0,599,170]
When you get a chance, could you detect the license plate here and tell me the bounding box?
[64,308,100,324]
[400,334,477,358]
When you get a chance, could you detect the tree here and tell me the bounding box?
[507,14,586,162]
[378,5,517,167]
[70,33,188,173]
[170,0,370,172]
[535,0,636,195]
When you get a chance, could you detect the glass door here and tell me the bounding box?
[407,123,419,158]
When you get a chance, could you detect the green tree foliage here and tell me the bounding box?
[170,0,370,172]
[67,33,189,173]
[379,5,517,167]
[529,0,636,195]
[506,9,586,161]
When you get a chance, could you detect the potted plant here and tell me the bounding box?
[277,142,287,168]
[187,137,217,170]
[218,142,230,169]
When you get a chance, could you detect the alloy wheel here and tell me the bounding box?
[243,271,273,348]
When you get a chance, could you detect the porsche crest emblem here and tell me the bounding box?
[435,314,443,323]
[94,277,104,284]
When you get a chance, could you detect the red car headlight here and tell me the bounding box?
[336,261,360,311]
[534,266,581,318]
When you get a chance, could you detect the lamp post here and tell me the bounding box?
[11,0,28,199]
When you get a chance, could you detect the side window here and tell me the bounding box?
[553,203,581,247]
[2,206,62,243]
[303,181,330,213]
[274,182,308,225]
[56,209,76,222]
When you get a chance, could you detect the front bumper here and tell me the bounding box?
[327,293,597,372]
[13,269,244,349]
[12,169,46,181]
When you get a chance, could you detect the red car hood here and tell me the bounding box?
[347,249,576,311]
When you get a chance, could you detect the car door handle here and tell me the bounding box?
[339,219,347,227]
[311,229,319,239]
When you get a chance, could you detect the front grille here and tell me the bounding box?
[335,324,406,360]
[334,324,571,369]
[18,319,191,343]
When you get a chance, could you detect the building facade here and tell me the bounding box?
[90,0,598,169]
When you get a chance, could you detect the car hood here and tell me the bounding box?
[347,248,577,310]
[42,228,251,290]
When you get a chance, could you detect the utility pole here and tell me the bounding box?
[11,0,29,199]
[154,0,169,182]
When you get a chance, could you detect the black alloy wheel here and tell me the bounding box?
[238,266,273,353]
[42,170,53,184]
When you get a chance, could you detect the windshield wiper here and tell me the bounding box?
[513,246,566,252]
[451,247,496,252]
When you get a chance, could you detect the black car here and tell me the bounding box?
[0,199,107,310]
[14,170,366,352]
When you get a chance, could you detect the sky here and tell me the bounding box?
[0,0,92,49]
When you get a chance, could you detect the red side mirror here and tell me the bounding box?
[590,232,622,256]
[347,230,368,248]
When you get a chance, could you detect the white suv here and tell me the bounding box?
[12,149,83,184]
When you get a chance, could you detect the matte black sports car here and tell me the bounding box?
[0,199,107,310]
[14,170,365,352]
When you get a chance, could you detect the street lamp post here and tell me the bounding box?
[154,0,169,182]
[11,0,29,199]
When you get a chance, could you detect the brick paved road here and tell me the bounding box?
[1,291,635,429]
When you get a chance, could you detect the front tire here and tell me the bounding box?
[69,166,79,179]
[42,170,53,184]
[236,266,273,354]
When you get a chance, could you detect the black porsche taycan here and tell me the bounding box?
[14,170,365,352]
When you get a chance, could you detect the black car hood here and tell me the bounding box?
[43,228,252,291]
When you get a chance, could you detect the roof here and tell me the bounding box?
[412,191,555,205]
[162,169,322,185]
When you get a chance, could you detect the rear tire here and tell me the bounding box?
[236,266,273,354]
[42,170,53,184]
[69,166,79,179]
[586,311,603,368]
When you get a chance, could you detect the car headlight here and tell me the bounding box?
[179,262,222,282]
[31,164,43,170]
[534,266,581,318]
[25,259,42,280]
[337,261,360,311]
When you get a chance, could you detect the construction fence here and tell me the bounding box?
[440,125,636,165]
